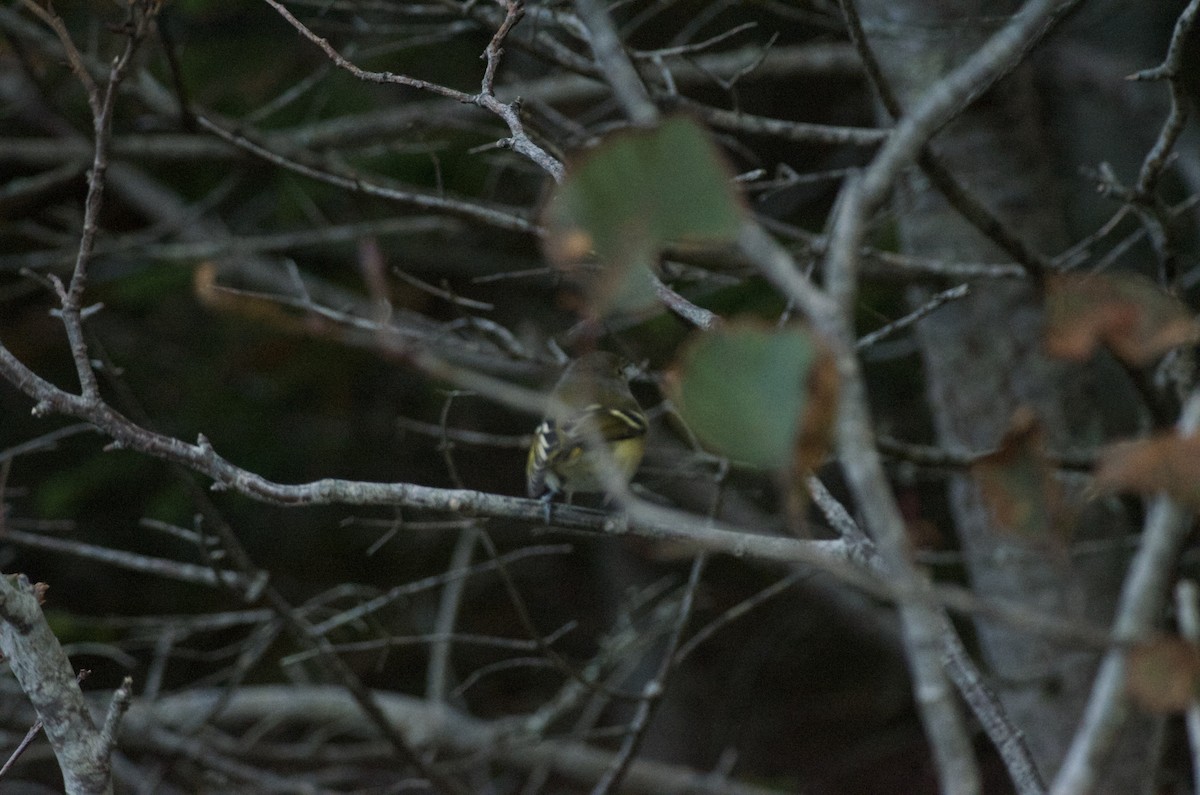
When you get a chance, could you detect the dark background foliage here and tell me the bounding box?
[1,0,1198,792]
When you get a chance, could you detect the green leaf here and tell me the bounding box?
[543,116,744,315]
[667,322,836,470]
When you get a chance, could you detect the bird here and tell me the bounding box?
[526,351,648,520]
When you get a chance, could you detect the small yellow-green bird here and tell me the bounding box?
[526,352,648,517]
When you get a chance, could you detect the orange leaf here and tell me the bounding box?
[794,350,839,477]
[1093,433,1200,507]
[1044,273,1196,365]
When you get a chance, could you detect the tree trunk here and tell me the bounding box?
[855,2,1158,789]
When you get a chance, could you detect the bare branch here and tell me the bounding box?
[571,0,659,126]
[0,575,111,793]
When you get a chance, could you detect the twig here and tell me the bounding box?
[941,628,1047,795]
[309,543,573,637]
[396,415,529,448]
[393,267,495,311]
[474,531,652,703]
[631,21,759,60]
[0,717,45,780]
[876,435,1095,472]
[856,283,969,350]
[652,276,720,329]
[758,214,1028,281]
[807,474,871,545]
[674,571,804,663]
[1130,0,1200,198]
[670,96,889,146]
[263,0,470,100]
[264,0,565,182]
[0,667,94,782]
[96,677,135,764]
[0,527,258,590]
[23,0,155,400]
[426,526,481,703]
[0,423,97,464]
[572,0,659,125]
[123,684,792,795]
[1126,0,1200,284]
[307,624,576,660]
[473,0,566,182]
[194,114,539,235]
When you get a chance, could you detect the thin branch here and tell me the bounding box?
[264,0,565,182]
[0,424,98,464]
[309,543,570,637]
[876,435,1095,472]
[22,0,156,400]
[392,267,495,311]
[473,0,566,182]
[122,684,792,795]
[941,628,1047,795]
[194,114,539,235]
[1131,0,1200,198]
[653,276,721,329]
[1123,0,1200,284]
[426,526,480,704]
[807,474,871,545]
[855,283,969,350]
[96,677,134,763]
[310,624,575,659]
[674,571,804,664]
[395,415,529,449]
[670,96,890,146]
[0,717,46,781]
[17,0,99,111]
[262,0,471,100]
[0,527,260,590]
[572,0,659,125]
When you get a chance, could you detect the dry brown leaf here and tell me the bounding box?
[971,408,1070,547]
[794,348,839,478]
[1127,637,1200,713]
[1093,433,1200,507]
[1044,273,1196,365]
